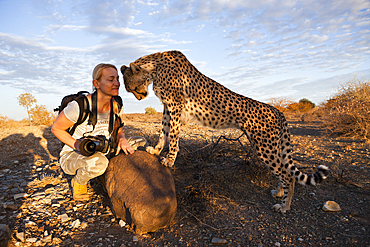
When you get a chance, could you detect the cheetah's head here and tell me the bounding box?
[121,63,151,100]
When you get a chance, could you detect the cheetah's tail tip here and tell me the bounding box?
[317,165,329,180]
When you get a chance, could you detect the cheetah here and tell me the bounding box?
[121,50,329,213]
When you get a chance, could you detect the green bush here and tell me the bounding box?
[145,107,157,115]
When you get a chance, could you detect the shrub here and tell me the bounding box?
[299,98,315,108]
[0,115,11,127]
[287,101,315,113]
[145,107,157,115]
[29,104,57,126]
[322,77,370,139]
[268,97,294,112]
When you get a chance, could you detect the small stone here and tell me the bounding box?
[1,169,10,173]
[16,231,25,242]
[71,219,81,228]
[53,237,62,244]
[133,236,138,242]
[35,240,44,246]
[340,216,349,222]
[275,242,281,247]
[43,234,52,243]
[211,237,228,245]
[25,221,36,227]
[323,201,341,212]
[14,193,28,200]
[119,219,126,227]
[298,238,303,241]
[27,237,37,243]
[59,213,70,223]
[3,202,18,210]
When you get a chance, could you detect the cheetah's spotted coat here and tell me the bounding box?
[121,50,328,213]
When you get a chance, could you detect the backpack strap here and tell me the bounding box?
[67,95,90,135]
[87,90,98,131]
[71,91,123,137]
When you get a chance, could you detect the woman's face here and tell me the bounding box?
[94,67,120,96]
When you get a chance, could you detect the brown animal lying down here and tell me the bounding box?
[101,151,177,234]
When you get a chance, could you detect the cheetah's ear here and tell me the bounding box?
[130,63,141,75]
[120,65,129,74]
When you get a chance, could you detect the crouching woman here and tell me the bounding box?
[51,64,146,201]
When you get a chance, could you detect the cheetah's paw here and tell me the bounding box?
[146,146,160,155]
[160,157,175,168]
[272,204,288,214]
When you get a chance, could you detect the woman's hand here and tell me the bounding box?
[116,132,134,155]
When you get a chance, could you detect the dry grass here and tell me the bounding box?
[0,115,27,128]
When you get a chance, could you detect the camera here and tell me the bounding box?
[79,135,113,156]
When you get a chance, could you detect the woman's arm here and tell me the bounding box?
[51,111,81,151]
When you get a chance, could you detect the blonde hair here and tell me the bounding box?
[92,63,118,91]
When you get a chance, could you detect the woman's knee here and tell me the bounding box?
[88,152,109,173]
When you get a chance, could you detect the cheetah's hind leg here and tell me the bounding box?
[271,178,295,213]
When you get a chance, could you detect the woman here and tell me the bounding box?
[51,64,146,201]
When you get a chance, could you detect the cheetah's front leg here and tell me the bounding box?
[271,182,284,198]
[160,104,182,167]
[146,104,170,156]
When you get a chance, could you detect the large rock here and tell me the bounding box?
[102,151,177,234]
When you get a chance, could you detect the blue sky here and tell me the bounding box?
[0,0,369,120]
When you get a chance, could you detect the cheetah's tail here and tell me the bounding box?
[293,165,329,186]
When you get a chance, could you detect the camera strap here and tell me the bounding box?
[109,97,114,134]
[87,90,98,132]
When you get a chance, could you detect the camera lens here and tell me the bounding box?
[86,142,96,152]
[80,139,96,156]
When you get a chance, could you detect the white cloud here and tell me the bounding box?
[196,24,205,32]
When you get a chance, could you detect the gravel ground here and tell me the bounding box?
[0,113,369,246]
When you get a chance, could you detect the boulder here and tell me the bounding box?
[102,151,177,234]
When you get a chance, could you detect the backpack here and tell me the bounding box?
[54,91,123,136]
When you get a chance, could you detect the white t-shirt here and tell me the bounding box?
[60,100,112,156]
